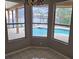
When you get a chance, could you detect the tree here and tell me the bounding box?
[56,8,72,25]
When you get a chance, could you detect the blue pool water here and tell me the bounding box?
[32,28,69,36]
[54,28,69,36]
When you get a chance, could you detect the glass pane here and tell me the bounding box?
[32,24,47,37]
[32,5,48,37]
[55,8,72,25]
[18,8,24,23]
[54,25,70,43]
[53,4,72,43]
[7,7,25,40]
[32,5,48,23]
[7,11,13,28]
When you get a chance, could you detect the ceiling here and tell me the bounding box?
[6,0,73,3]
[5,0,72,9]
[5,1,19,9]
[6,0,24,3]
[6,0,70,3]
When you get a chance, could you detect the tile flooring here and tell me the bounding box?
[6,47,70,59]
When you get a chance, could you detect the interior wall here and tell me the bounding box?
[31,38,72,58]
[5,38,30,53]
[48,39,72,58]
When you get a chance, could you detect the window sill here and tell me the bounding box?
[49,38,69,45]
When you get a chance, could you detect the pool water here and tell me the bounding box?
[54,28,70,36]
[32,28,47,37]
[32,28,70,37]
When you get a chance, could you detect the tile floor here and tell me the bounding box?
[6,48,70,59]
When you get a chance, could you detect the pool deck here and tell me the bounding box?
[8,28,25,40]
[54,34,69,43]
[33,25,70,30]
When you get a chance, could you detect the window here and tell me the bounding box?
[53,3,72,43]
[6,7,25,40]
[32,5,48,37]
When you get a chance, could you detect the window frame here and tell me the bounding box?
[51,4,72,45]
[6,6,26,40]
[32,5,49,38]
[5,1,72,45]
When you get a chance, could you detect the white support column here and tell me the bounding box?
[15,8,19,33]
[7,10,10,23]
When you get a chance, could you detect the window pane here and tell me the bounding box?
[7,7,25,40]
[7,11,13,28]
[32,5,48,23]
[53,3,72,43]
[18,8,24,23]
[32,24,47,37]
[32,5,48,37]
[54,25,70,43]
[55,8,72,25]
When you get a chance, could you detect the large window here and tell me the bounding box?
[6,7,25,40]
[53,4,72,43]
[32,5,48,37]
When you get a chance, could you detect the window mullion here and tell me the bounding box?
[25,3,32,38]
[12,10,14,28]
[7,10,10,23]
[69,8,73,45]
[48,2,56,39]
[15,8,19,33]
[24,2,27,38]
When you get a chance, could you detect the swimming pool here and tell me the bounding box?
[32,28,70,37]
[54,28,70,36]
